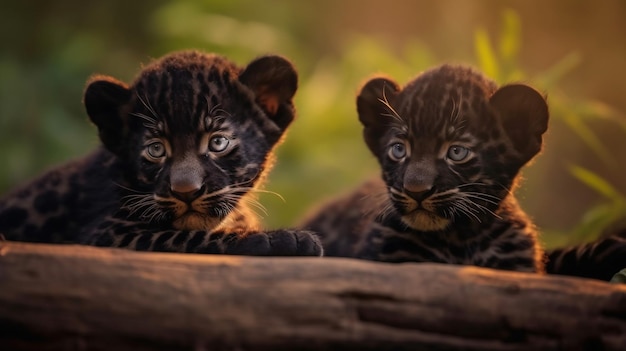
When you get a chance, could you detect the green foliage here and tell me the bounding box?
[567,166,626,241]
[481,10,625,168]
[611,268,626,284]
[473,10,625,244]
[474,9,524,83]
[1,3,623,241]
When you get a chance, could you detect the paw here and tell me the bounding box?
[267,229,323,257]
[223,230,323,256]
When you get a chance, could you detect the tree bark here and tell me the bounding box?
[0,241,625,351]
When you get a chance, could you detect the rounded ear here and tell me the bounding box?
[489,84,549,165]
[84,75,132,154]
[239,55,298,131]
[357,77,401,156]
[357,76,401,128]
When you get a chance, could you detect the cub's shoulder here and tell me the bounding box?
[0,149,114,242]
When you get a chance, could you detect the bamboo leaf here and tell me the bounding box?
[572,100,626,132]
[611,268,626,284]
[474,29,500,81]
[569,165,623,200]
[562,114,615,165]
[499,9,522,62]
[535,52,581,89]
[570,202,626,242]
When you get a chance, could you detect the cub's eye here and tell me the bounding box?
[447,145,470,162]
[209,135,230,153]
[388,143,407,161]
[146,142,166,159]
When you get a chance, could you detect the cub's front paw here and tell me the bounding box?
[267,229,323,257]
[223,230,323,256]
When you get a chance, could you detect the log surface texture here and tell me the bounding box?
[1,241,625,351]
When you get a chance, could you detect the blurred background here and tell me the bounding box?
[1,0,625,247]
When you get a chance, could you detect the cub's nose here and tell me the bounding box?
[171,181,205,203]
[404,186,436,202]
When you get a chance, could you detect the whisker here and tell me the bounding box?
[463,193,500,206]
[378,85,403,122]
[495,182,515,197]
[456,195,502,220]
[137,92,159,120]
[380,203,397,220]
[361,190,395,219]
[457,183,492,188]
[130,112,157,125]
[247,188,286,203]
[451,199,481,222]
[113,182,150,194]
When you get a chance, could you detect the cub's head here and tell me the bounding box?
[357,65,548,231]
[84,51,297,230]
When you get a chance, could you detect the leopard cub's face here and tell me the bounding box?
[357,65,548,231]
[84,51,297,230]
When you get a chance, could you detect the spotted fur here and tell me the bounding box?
[303,64,548,271]
[0,51,322,256]
[546,227,626,281]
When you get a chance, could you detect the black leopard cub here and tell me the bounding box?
[303,64,548,272]
[0,50,322,256]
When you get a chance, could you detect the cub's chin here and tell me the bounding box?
[401,210,450,232]
[173,212,222,231]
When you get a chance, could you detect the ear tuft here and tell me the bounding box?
[84,75,131,154]
[239,55,298,130]
[489,84,549,165]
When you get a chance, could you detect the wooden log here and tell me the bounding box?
[0,241,625,351]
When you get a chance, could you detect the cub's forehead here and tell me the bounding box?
[137,52,240,79]
[130,52,242,96]
[133,65,239,94]
[125,55,249,136]
[394,65,500,134]
[401,65,497,105]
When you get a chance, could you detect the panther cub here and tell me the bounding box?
[303,64,548,272]
[0,51,322,256]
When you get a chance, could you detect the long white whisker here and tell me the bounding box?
[463,193,500,206]
[114,182,150,194]
[378,85,402,122]
[247,188,286,203]
[130,112,157,125]
[138,93,159,120]
[452,198,482,222]
[456,195,502,220]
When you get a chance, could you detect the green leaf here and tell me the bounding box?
[562,114,615,165]
[567,165,626,242]
[570,202,626,242]
[498,9,522,62]
[535,52,581,89]
[610,268,626,284]
[569,165,624,201]
[474,29,500,81]
[571,100,626,132]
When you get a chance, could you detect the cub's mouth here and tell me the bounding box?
[401,208,450,232]
[164,195,227,231]
[173,211,222,231]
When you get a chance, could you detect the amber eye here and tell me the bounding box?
[388,143,407,161]
[146,142,166,159]
[209,135,230,153]
[447,145,470,162]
